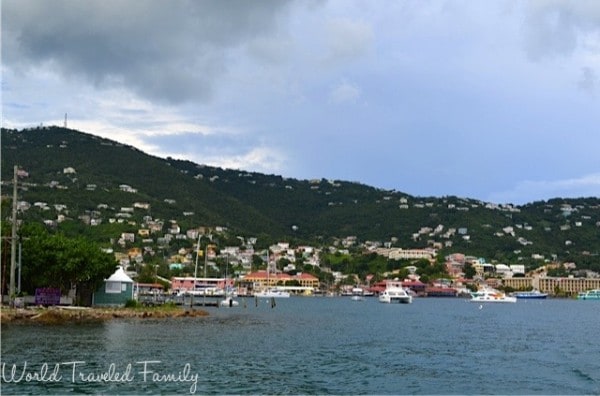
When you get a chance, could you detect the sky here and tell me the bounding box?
[2,0,600,205]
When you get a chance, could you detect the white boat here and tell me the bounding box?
[177,285,224,297]
[350,287,364,301]
[577,289,600,300]
[255,288,290,298]
[220,296,239,307]
[470,287,517,303]
[512,289,548,299]
[219,256,239,306]
[378,281,412,304]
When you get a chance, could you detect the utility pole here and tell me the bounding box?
[9,165,18,307]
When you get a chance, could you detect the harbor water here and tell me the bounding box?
[1,297,599,395]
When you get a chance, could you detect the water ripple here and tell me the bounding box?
[2,298,599,395]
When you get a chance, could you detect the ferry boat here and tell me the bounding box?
[378,281,412,304]
[470,287,517,303]
[512,290,548,299]
[577,289,600,300]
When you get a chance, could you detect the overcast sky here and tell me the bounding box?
[2,0,599,205]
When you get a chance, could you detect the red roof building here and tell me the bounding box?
[244,271,319,288]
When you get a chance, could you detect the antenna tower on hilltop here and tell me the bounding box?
[64,113,68,128]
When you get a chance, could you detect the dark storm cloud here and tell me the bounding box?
[2,0,294,104]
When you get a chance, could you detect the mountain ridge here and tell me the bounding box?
[2,126,599,268]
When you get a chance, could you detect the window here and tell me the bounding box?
[105,281,121,294]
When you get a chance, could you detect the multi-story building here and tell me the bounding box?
[538,277,600,296]
[502,276,600,296]
[243,271,319,292]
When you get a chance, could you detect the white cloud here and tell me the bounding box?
[328,81,361,104]
[488,173,600,204]
[182,146,286,175]
[3,1,599,205]
[324,17,374,63]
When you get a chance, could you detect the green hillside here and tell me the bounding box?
[2,126,599,269]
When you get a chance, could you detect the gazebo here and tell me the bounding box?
[93,266,134,306]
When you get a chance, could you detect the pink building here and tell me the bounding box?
[171,277,234,292]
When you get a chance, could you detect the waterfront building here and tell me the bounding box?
[501,276,600,296]
[538,277,600,296]
[502,277,534,290]
[243,271,319,294]
[171,277,234,292]
[243,271,319,288]
[93,267,134,306]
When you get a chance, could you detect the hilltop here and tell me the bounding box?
[2,126,599,269]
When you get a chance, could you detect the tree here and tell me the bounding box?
[20,224,116,298]
[137,263,159,284]
[464,262,476,279]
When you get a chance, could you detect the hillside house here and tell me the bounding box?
[119,184,137,193]
[133,202,150,210]
[121,233,135,243]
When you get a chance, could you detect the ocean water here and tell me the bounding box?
[1,297,599,395]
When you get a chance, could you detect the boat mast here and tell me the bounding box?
[9,166,18,307]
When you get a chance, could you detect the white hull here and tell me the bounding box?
[470,297,517,303]
[220,297,239,307]
[470,288,516,303]
[178,288,224,297]
[577,289,600,300]
[378,282,413,304]
[255,289,290,298]
[379,295,412,304]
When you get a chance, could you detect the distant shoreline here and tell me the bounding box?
[0,305,209,324]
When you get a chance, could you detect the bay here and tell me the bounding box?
[1,297,599,395]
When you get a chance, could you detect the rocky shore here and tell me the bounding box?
[0,305,209,324]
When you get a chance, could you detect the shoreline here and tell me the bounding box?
[0,305,209,324]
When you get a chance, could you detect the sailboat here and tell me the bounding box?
[219,254,239,307]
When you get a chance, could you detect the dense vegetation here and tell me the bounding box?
[11,223,116,302]
[2,127,599,273]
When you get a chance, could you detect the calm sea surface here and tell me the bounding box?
[1,297,599,395]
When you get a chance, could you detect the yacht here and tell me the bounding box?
[470,287,516,303]
[378,281,412,304]
[350,287,364,301]
[255,288,290,298]
[512,289,548,299]
[177,285,224,297]
[577,289,600,300]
